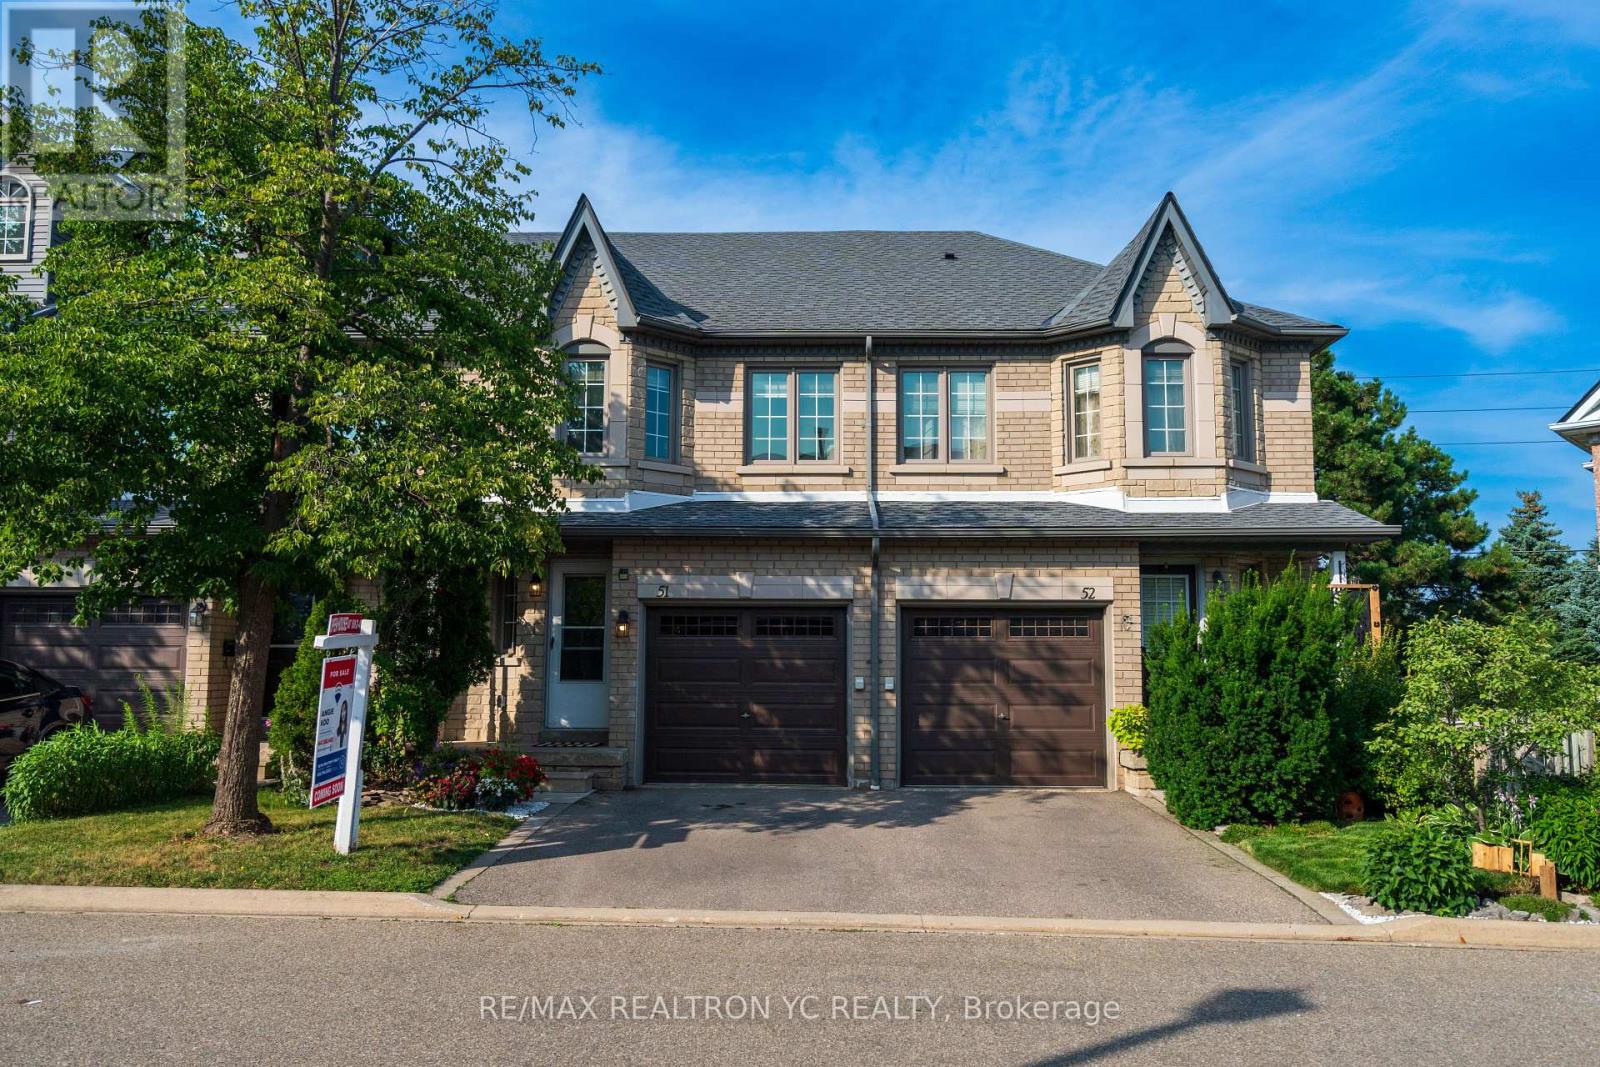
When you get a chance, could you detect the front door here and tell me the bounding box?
[544,569,609,730]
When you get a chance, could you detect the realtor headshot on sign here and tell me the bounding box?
[0,2,1598,1065]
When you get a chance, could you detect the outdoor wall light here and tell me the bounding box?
[529,575,544,597]
[615,610,631,637]
[187,600,207,628]
[1211,570,1227,593]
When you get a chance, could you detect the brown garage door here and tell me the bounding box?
[646,607,847,784]
[0,594,187,726]
[902,609,1105,787]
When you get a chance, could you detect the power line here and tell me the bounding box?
[1356,367,1600,380]
[1409,405,1561,413]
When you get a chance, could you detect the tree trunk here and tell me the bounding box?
[204,569,277,835]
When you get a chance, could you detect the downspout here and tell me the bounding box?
[866,334,882,790]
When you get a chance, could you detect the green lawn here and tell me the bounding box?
[1220,820,1386,895]
[0,789,513,892]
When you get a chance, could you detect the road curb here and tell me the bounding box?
[3,883,1597,950]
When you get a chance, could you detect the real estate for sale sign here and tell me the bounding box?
[310,654,358,808]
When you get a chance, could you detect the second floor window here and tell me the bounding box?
[1143,354,1189,456]
[900,367,991,462]
[645,363,677,461]
[565,358,607,455]
[1067,361,1101,461]
[0,178,29,258]
[749,369,837,463]
[1230,360,1256,462]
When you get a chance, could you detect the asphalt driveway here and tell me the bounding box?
[456,788,1325,923]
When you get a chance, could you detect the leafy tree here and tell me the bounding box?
[0,2,596,833]
[1312,348,1510,627]
[1555,540,1600,665]
[1367,615,1600,828]
[1493,490,1572,620]
[1144,568,1393,828]
[370,561,496,753]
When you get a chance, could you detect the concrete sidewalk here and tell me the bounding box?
[2,883,1597,951]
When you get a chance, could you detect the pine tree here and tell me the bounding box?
[1555,540,1600,665]
[1494,490,1573,620]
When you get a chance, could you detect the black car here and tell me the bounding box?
[0,660,94,771]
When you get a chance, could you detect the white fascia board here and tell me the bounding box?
[562,488,1323,514]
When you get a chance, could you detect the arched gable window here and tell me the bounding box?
[0,177,31,259]
[562,342,610,455]
[1141,339,1192,456]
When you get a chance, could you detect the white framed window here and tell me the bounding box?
[644,362,677,461]
[1067,360,1102,461]
[1143,353,1189,456]
[564,357,608,455]
[899,367,991,462]
[748,368,837,463]
[0,177,30,259]
[1230,360,1256,462]
[1139,566,1195,648]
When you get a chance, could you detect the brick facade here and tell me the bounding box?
[444,214,1343,792]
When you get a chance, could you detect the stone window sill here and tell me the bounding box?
[889,463,1006,476]
[1227,458,1269,475]
[1054,458,1113,476]
[736,464,854,476]
[640,459,694,475]
[1122,456,1220,470]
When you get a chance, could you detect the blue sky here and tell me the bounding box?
[222,0,1600,543]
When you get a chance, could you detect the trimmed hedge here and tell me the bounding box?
[2,725,220,820]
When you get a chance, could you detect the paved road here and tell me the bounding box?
[459,787,1322,923]
[3,912,1596,1065]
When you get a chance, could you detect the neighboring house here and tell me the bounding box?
[446,193,1396,791]
[1552,380,1600,543]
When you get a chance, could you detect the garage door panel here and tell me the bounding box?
[1,595,186,729]
[1007,705,1100,733]
[655,654,741,684]
[747,652,838,683]
[904,608,1104,787]
[910,703,996,732]
[646,606,845,785]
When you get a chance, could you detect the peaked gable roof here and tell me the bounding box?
[1553,378,1600,451]
[551,194,639,329]
[518,193,1343,340]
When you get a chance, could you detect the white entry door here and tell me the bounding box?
[545,568,609,730]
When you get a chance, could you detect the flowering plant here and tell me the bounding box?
[410,747,546,810]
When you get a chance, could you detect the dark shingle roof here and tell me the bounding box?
[509,221,1340,338]
[560,499,1395,541]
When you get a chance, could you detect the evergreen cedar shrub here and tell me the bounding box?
[2,720,220,820]
[1360,816,1479,916]
[267,593,363,784]
[1144,568,1399,829]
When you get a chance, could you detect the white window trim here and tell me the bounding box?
[898,366,995,464]
[0,177,32,262]
[643,360,679,463]
[1141,352,1193,458]
[745,366,841,465]
[1065,358,1103,465]
[1230,359,1257,463]
[564,353,610,457]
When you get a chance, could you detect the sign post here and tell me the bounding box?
[312,614,379,854]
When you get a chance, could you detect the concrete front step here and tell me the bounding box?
[542,768,597,792]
